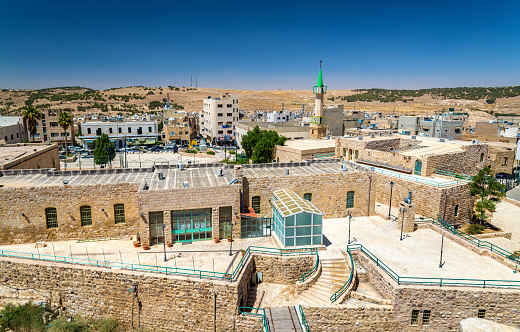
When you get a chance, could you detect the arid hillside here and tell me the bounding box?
[1,86,519,127]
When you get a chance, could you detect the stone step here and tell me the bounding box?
[298,291,329,305]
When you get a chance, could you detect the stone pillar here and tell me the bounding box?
[212,207,220,241]
[398,202,415,233]
[163,210,172,243]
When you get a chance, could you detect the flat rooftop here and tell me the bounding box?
[0,145,53,167]
[146,166,235,190]
[400,141,463,158]
[0,169,150,188]
[242,161,352,178]
[279,138,336,151]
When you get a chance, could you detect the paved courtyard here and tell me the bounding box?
[323,216,520,281]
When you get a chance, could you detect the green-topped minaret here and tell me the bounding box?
[311,60,328,139]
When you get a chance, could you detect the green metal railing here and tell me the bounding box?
[0,245,318,284]
[297,248,320,282]
[330,247,354,302]
[297,305,310,332]
[433,169,473,181]
[348,244,520,289]
[359,163,469,187]
[427,214,520,265]
[239,307,270,332]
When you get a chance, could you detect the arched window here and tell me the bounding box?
[45,207,58,229]
[303,193,312,202]
[346,191,355,209]
[354,150,359,159]
[480,153,484,162]
[252,196,261,214]
[454,204,459,217]
[343,148,347,157]
[114,204,125,224]
[80,205,92,226]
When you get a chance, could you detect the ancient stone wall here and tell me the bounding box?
[138,184,241,245]
[487,146,516,175]
[243,171,376,218]
[425,144,488,176]
[253,254,315,284]
[0,182,140,244]
[303,306,397,331]
[0,256,261,332]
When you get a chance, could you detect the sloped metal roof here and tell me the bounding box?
[273,189,323,218]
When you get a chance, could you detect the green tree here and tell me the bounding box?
[58,111,72,155]
[469,166,506,223]
[241,126,286,163]
[94,133,116,166]
[22,106,42,142]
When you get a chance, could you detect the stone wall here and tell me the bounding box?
[0,182,140,244]
[487,145,516,175]
[138,184,241,245]
[373,173,473,224]
[1,144,60,170]
[0,256,261,332]
[253,254,315,285]
[424,144,488,176]
[303,306,397,331]
[243,171,376,218]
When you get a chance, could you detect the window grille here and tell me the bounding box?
[252,196,261,214]
[411,310,420,326]
[346,191,355,209]
[422,310,431,326]
[478,309,486,319]
[80,206,92,226]
[114,204,125,224]
[45,207,58,229]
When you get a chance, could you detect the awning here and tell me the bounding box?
[241,206,258,219]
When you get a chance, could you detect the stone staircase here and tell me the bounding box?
[296,257,351,306]
[266,307,303,332]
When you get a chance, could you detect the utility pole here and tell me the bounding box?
[191,75,193,88]
[439,235,444,268]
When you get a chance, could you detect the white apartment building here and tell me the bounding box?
[80,121,159,149]
[201,93,238,145]
[266,111,291,124]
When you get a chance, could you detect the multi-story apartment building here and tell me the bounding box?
[162,112,199,145]
[0,116,27,144]
[201,93,238,145]
[34,110,76,147]
[80,121,159,149]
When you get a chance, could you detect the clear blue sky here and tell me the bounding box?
[1,0,519,90]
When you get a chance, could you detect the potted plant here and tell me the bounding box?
[214,237,220,243]
[227,236,232,242]
[166,241,173,247]
[133,241,140,248]
[240,249,246,256]
[136,232,141,242]
[142,242,150,250]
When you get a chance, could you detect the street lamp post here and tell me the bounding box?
[439,234,444,268]
[229,220,234,256]
[400,208,406,241]
[162,224,166,262]
[347,211,352,244]
[388,181,394,219]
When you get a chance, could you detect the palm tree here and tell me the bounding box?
[58,111,72,156]
[22,107,42,142]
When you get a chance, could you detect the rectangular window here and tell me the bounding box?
[411,310,420,326]
[478,309,486,319]
[218,130,223,134]
[219,206,233,239]
[218,113,223,117]
[149,211,164,245]
[422,310,431,326]
[218,104,223,108]
[227,104,232,108]
[227,113,232,117]
[114,204,125,224]
[346,191,355,209]
[109,128,113,134]
[80,206,92,226]
[303,193,312,202]
[128,127,132,133]
[118,127,122,133]
[252,196,261,214]
[149,126,152,132]
[87,128,91,134]
[45,207,58,229]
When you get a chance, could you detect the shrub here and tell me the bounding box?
[92,317,119,332]
[206,151,215,155]
[466,224,485,235]
[0,302,46,332]
[185,149,197,154]
[48,316,90,332]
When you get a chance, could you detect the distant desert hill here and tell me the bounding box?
[1,85,519,127]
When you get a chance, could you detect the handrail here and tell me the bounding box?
[297,248,319,282]
[330,247,354,302]
[433,214,520,265]
[348,244,520,289]
[239,307,270,332]
[0,245,318,284]
[433,169,473,181]
[296,305,310,332]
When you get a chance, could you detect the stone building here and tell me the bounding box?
[0,144,60,170]
[274,138,336,163]
[0,116,27,144]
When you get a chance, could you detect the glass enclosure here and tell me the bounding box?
[171,208,212,243]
